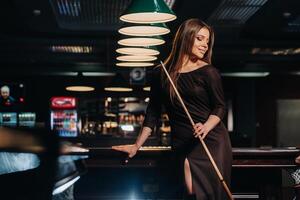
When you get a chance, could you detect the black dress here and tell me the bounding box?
[143,64,232,200]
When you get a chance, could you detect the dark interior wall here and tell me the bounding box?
[256,74,300,147]
[0,73,149,123]
[224,73,300,147]
[1,71,300,147]
[223,78,257,147]
[277,99,300,147]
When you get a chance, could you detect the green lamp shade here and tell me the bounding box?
[116,62,154,67]
[118,23,170,36]
[120,0,176,23]
[117,55,157,62]
[118,37,165,46]
[116,47,160,56]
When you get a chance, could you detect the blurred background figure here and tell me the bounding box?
[0,85,15,107]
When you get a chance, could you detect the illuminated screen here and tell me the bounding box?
[18,112,36,127]
[0,83,25,111]
[0,112,17,127]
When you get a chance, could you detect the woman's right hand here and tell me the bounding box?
[112,144,139,158]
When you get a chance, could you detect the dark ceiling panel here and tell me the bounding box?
[50,0,131,30]
[208,0,268,26]
[0,0,299,76]
[242,0,300,39]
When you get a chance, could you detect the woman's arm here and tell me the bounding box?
[112,127,152,157]
[194,115,220,139]
[112,68,162,157]
[135,127,152,149]
[194,67,225,139]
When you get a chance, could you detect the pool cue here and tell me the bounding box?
[160,61,233,200]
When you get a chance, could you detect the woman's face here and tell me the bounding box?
[191,27,210,60]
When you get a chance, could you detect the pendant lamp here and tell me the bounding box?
[65,86,95,92]
[120,0,176,23]
[143,86,151,91]
[118,23,170,36]
[118,36,165,47]
[116,62,154,67]
[104,73,133,92]
[117,55,157,62]
[116,47,160,56]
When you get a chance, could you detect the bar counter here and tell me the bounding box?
[66,145,298,199]
[63,145,299,168]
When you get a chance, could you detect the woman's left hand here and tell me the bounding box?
[193,122,209,139]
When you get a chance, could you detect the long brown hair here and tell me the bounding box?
[161,18,215,101]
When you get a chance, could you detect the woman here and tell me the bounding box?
[113,18,232,200]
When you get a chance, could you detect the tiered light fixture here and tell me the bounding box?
[116,46,159,67]
[115,0,176,92]
[116,47,160,56]
[117,0,176,68]
[116,62,154,67]
[118,23,170,36]
[118,36,165,47]
[119,0,176,23]
[117,55,157,62]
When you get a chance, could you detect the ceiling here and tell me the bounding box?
[0,0,300,77]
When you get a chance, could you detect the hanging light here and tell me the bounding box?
[118,36,165,47]
[66,86,95,92]
[116,62,154,67]
[104,87,133,92]
[82,72,116,77]
[120,0,177,23]
[104,73,133,92]
[221,72,270,77]
[116,47,160,56]
[143,86,151,91]
[117,55,157,62]
[118,23,170,36]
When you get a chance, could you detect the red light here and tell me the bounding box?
[50,97,76,108]
[19,97,24,103]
